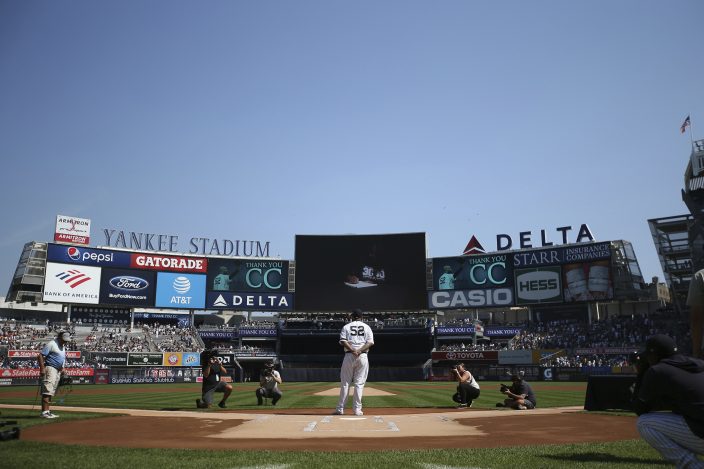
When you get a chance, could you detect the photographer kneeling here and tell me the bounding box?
[196,350,232,409]
[451,362,480,408]
[256,362,282,406]
[497,371,536,410]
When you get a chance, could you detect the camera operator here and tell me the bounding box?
[632,334,704,468]
[451,362,480,408]
[255,362,282,406]
[497,371,536,410]
[196,351,232,409]
[37,331,70,419]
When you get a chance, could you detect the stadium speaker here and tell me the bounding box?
[584,375,636,411]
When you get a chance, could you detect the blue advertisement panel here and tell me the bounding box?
[99,268,156,306]
[512,242,611,268]
[435,326,479,336]
[199,330,238,340]
[206,291,293,311]
[47,243,132,268]
[432,253,513,291]
[155,273,206,309]
[207,259,289,292]
[484,326,523,337]
[182,352,201,367]
[239,328,278,337]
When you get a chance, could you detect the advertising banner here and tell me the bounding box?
[70,309,130,325]
[54,214,91,245]
[99,268,156,306]
[182,352,201,367]
[91,352,128,366]
[207,259,289,292]
[431,351,498,362]
[428,288,514,309]
[432,253,513,291]
[155,272,206,309]
[562,260,613,302]
[206,292,293,311]
[130,253,207,273]
[8,350,80,359]
[575,347,638,355]
[163,352,183,366]
[512,242,611,268]
[0,368,94,378]
[514,266,563,305]
[95,368,109,384]
[498,350,534,365]
[43,262,101,304]
[47,243,132,268]
[127,353,164,366]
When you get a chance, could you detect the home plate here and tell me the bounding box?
[313,386,396,396]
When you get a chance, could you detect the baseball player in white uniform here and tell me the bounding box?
[335,309,374,416]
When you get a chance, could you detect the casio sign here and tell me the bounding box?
[109,276,149,291]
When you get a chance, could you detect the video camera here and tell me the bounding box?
[200,349,218,363]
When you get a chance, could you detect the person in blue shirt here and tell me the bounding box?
[37,331,70,418]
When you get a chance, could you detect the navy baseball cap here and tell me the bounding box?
[644,334,678,358]
[351,309,363,319]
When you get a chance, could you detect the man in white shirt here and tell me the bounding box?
[37,331,70,418]
[335,309,374,416]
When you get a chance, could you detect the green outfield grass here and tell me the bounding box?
[0,381,670,468]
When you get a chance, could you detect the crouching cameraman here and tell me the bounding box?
[451,362,480,408]
[196,350,232,409]
[256,362,282,406]
[497,371,536,410]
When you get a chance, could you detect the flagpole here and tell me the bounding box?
[690,113,695,149]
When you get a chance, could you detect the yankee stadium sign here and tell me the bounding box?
[102,229,270,257]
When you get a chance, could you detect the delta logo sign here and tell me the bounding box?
[462,224,595,254]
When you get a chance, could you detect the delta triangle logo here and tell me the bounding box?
[213,294,228,307]
[463,235,486,255]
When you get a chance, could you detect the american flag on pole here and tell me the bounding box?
[681,115,691,134]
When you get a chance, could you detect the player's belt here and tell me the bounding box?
[345,351,367,354]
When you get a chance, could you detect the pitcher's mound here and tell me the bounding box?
[314,386,396,396]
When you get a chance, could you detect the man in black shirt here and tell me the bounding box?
[196,351,232,409]
[633,334,704,468]
[497,371,536,410]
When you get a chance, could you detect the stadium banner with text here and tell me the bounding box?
[54,214,91,245]
[70,308,130,325]
[435,326,482,336]
[163,352,183,366]
[47,243,132,268]
[428,288,514,309]
[514,266,563,305]
[511,241,612,268]
[431,253,514,292]
[498,350,534,365]
[483,326,522,337]
[199,330,237,340]
[0,368,95,378]
[207,259,289,292]
[8,350,81,359]
[206,291,293,311]
[431,351,499,362]
[155,272,206,309]
[182,352,201,367]
[43,262,101,304]
[99,268,156,307]
[238,328,278,337]
[127,353,164,366]
[130,253,207,273]
[90,352,129,366]
[575,347,638,355]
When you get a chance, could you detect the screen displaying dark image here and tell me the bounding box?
[294,232,427,311]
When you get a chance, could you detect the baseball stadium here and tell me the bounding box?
[0,220,697,468]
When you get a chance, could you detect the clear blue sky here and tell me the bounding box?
[1,1,702,297]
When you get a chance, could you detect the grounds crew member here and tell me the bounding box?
[37,331,70,419]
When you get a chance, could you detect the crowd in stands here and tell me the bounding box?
[144,323,201,352]
[82,327,151,352]
[0,322,51,350]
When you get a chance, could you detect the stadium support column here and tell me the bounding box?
[130,309,134,330]
[66,304,71,323]
[189,309,194,328]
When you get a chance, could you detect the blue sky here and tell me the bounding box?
[1,1,702,297]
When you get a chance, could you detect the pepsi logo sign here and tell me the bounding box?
[109,276,149,291]
[68,247,81,260]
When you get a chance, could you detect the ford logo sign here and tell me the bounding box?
[110,276,148,291]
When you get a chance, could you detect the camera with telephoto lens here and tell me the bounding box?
[500,384,510,393]
[200,349,218,363]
